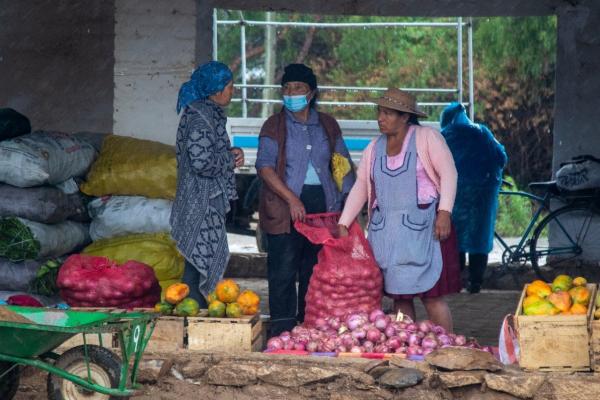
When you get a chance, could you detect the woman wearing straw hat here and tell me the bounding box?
[171,61,244,306]
[337,88,461,332]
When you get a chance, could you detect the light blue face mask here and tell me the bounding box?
[283,94,309,112]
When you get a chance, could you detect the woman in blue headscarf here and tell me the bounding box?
[440,103,507,293]
[170,61,244,306]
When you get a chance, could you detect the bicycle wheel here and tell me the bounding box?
[530,204,597,280]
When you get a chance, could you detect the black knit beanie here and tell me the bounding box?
[281,64,317,89]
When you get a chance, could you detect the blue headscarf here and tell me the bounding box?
[176,61,233,113]
[440,102,472,129]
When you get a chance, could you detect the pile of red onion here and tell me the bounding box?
[267,309,492,356]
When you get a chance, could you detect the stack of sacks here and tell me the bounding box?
[80,135,184,297]
[0,130,97,297]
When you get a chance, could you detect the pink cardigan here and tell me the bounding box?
[339,125,457,227]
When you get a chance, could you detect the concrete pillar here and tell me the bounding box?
[113,0,196,144]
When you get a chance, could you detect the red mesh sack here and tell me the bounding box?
[295,213,383,326]
[57,254,161,308]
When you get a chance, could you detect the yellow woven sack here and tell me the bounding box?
[82,232,184,296]
[80,135,177,199]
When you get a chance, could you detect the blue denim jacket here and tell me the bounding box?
[256,108,354,212]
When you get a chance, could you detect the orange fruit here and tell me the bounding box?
[236,290,260,315]
[572,277,587,287]
[569,286,591,306]
[226,302,243,318]
[570,303,588,315]
[526,280,552,298]
[208,300,226,318]
[215,279,240,303]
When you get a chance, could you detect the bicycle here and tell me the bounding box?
[493,179,600,281]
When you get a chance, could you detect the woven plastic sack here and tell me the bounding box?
[80,135,176,199]
[0,217,91,262]
[0,258,42,291]
[82,232,184,296]
[0,184,87,224]
[0,131,97,187]
[88,196,172,240]
[295,213,383,326]
[57,254,161,308]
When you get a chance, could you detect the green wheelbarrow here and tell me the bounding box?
[0,306,158,399]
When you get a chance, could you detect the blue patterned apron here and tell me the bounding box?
[368,129,443,295]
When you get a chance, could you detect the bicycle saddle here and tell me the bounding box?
[528,180,560,194]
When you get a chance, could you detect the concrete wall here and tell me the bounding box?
[113,0,196,145]
[0,0,114,133]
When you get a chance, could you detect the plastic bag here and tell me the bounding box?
[0,131,97,187]
[498,314,520,365]
[57,254,160,308]
[556,155,600,191]
[82,232,184,296]
[0,217,90,261]
[88,196,172,240]
[295,213,383,326]
[0,184,88,224]
[80,135,176,199]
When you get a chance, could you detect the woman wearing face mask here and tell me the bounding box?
[256,63,355,336]
[337,88,461,332]
[171,61,244,307]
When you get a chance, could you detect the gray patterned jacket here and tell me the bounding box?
[170,99,237,296]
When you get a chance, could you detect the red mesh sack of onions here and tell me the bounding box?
[294,213,383,326]
[57,254,161,308]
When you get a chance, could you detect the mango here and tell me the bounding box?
[594,308,600,320]
[523,299,560,316]
[572,277,587,287]
[523,295,542,309]
[548,291,572,312]
[570,303,588,315]
[526,280,552,298]
[595,292,600,308]
[569,286,591,306]
[551,275,573,293]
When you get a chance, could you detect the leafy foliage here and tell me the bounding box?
[215,10,556,186]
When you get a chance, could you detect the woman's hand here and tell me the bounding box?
[434,210,452,241]
[230,147,245,168]
[337,224,349,238]
[287,195,306,222]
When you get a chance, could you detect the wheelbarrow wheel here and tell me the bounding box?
[0,361,20,400]
[47,345,124,400]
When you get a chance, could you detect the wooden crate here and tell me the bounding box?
[143,316,185,352]
[590,294,600,371]
[187,311,263,352]
[516,283,596,372]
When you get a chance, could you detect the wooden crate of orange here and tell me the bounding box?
[516,278,597,372]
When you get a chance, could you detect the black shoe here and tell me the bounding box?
[467,283,481,294]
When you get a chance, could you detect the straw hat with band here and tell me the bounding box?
[374,88,428,118]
